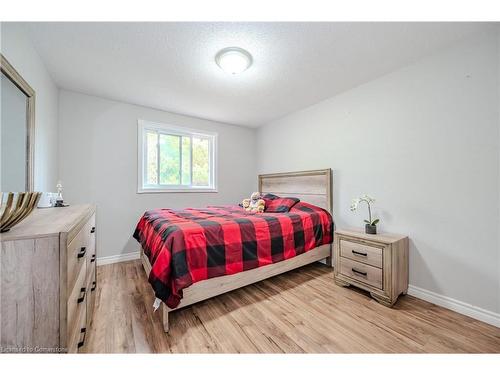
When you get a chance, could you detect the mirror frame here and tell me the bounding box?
[1,53,35,192]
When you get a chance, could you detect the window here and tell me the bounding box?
[138,120,217,192]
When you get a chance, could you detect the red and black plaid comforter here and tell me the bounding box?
[133,202,333,308]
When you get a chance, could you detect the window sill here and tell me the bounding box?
[137,188,218,194]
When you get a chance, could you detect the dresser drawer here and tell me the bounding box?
[67,260,87,339]
[67,298,87,353]
[85,215,96,273]
[340,239,383,268]
[86,265,97,329]
[68,226,90,292]
[339,257,382,289]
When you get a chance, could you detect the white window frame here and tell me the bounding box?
[137,119,218,193]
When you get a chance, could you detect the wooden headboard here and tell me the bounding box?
[258,169,332,213]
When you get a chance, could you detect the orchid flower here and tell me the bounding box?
[350,194,379,226]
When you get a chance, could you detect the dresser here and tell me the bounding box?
[334,228,408,306]
[0,204,97,353]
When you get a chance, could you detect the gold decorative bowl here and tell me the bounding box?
[0,192,41,233]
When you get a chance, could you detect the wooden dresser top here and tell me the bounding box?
[1,204,95,241]
[335,228,407,244]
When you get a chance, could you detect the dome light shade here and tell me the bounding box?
[215,47,253,74]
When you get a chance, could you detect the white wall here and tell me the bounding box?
[257,32,500,317]
[0,23,59,192]
[58,90,256,259]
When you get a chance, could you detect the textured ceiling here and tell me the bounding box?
[19,22,495,127]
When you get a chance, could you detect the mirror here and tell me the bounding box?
[1,54,35,192]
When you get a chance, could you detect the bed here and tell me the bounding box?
[136,169,333,332]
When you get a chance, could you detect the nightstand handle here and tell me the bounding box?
[352,268,367,276]
[352,250,367,257]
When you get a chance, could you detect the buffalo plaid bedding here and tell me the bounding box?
[133,202,333,308]
[264,196,300,213]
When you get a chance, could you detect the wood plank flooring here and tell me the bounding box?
[83,260,500,353]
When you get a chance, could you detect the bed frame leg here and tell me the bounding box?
[162,305,170,333]
[325,245,334,268]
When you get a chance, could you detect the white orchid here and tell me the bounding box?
[361,194,375,204]
[350,198,359,211]
[350,194,379,226]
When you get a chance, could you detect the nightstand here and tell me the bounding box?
[334,228,409,306]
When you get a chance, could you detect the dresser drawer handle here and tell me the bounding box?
[90,226,96,234]
[90,254,96,263]
[352,268,367,276]
[77,287,86,303]
[352,250,368,257]
[77,247,86,258]
[91,281,96,292]
[77,327,86,348]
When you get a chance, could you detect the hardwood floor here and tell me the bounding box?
[84,260,500,353]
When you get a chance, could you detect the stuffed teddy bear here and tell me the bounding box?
[242,192,265,213]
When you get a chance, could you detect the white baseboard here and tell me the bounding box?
[96,251,140,266]
[407,285,500,328]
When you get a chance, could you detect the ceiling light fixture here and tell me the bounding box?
[215,47,253,75]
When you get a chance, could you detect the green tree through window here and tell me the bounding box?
[141,122,215,191]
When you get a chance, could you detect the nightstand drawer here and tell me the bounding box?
[339,257,382,289]
[340,239,383,268]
